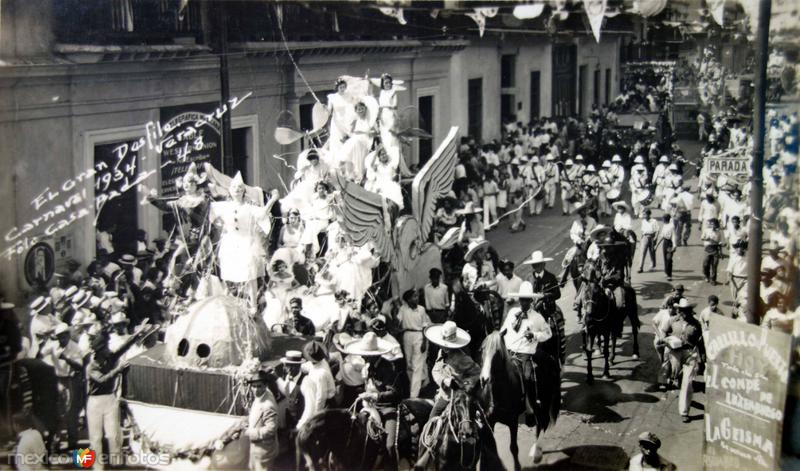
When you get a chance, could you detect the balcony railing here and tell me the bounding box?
[54,0,202,45]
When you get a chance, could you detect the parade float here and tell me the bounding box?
[123,295,306,469]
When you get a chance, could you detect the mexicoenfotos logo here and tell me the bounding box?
[72,449,96,468]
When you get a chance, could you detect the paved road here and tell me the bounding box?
[485,141,717,470]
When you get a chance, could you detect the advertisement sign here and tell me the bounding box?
[703,314,792,470]
[159,102,222,197]
[704,156,750,176]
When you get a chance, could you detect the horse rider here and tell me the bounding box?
[612,201,636,277]
[502,282,559,461]
[415,321,482,470]
[586,231,628,314]
[543,154,559,209]
[569,203,597,253]
[522,251,560,317]
[342,332,403,469]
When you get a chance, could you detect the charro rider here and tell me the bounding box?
[502,282,553,425]
[584,228,628,314]
[522,251,561,317]
[415,321,481,470]
[342,332,403,469]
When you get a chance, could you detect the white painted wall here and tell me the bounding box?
[449,42,502,142]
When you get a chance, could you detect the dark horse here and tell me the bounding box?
[576,278,639,383]
[0,359,60,449]
[295,398,432,470]
[449,280,496,360]
[480,329,561,471]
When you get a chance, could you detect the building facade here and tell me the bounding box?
[0,0,623,302]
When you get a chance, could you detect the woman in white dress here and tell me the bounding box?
[262,257,299,329]
[208,172,273,309]
[328,239,380,306]
[340,100,375,182]
[327,78,352,155]
[301,181,334,260]
[364,147,404,209]
[375,74,404,167]
[277,208,306,265]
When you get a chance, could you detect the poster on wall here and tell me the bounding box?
[159,102,222,198]
[703,314,792,471]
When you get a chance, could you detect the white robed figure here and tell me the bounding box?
[209,172,274,308]
[328,238,380,304]
[373,73,406,167]
[327,78,352,155]
[339,97,378,182]
[364,146,404,209]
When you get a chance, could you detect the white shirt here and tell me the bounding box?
[297,361,336,429]
[502,306,552,354]
[613,213,633,233]
[496,273,523,299]
[658,222,677,246]
[424,283,449,311]
[15,429,47,471]
[569,217,597,245]
[699,200,720,222]
[640,218,660,236]
[397,305,431,332]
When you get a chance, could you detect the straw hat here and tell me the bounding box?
[638,432,661,449]
[280,350,304,365]
[29,296,50,314]
[674,298,696,310]
[341,332,394,357]
[508,281,537,299]
[109,312,129,325]
[118,254,136,266]
[71,291,91,309]
[53,323,71,336]
[463,238,489,261]
[612,201,630,212]
[456,202,483,216]
[521,251,553,265]
[424,321,471,349]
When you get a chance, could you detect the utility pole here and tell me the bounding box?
[745,0,772,324]
[218,0,233,175]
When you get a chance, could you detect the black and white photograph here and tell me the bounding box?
[0,1,798,470]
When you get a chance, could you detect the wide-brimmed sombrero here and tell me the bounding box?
[521,251,553,265]
[463,238,490,261]
[341,332,394,357]
[424,321,471,349]
[456,202,483,216]
[589,225,613,242]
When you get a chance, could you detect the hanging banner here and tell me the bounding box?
[583,0,607,43]
[708,0,726,26]
[465,7,498,38]
[158,102,222,198]
[703,314,792,471]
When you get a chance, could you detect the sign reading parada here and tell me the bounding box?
[705,157,750,175]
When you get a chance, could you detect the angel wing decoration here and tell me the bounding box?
[333,171,395,263]
[411,126,459,244]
